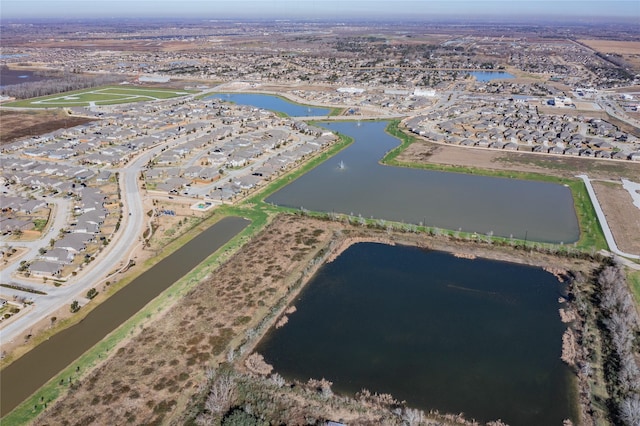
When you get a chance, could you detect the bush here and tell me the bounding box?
[222,408,261,426]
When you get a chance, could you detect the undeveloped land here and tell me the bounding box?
[34,214,598,425]
[578,39,640,72]
[397,138,640,181]
[592,181,640,254]
[0,109,94,145]
[35,215,341,425]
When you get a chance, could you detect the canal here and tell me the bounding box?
[0,216,249,416]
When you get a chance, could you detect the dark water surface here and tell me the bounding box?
[257,243,575,425]
[0,67,47,87]
[208,93,331,116]
[266,120,579,243]
[0,217,249,416]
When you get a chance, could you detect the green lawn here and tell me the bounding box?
[4,86,196,108]
[629,270,640,309]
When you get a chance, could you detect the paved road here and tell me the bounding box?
[1,196,72,270]
[0,142,166,345]
[577,174,640,261]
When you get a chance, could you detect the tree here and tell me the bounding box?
[86,288,98,300]
[70,300,80,313]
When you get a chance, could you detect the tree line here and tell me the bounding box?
[1,71,124,99]
[596,264,640,425]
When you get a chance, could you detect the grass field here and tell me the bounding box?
[5,86,195,108]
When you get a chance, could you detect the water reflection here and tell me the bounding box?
[257,243,575,426]
[267,120,579,243]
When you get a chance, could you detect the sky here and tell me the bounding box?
[1,0,639,22]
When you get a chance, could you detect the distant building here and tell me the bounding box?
[337,87,365,94]
[414,88,437,97]
[138,75,171,83]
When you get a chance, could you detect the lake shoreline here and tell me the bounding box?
[240,214,598,424]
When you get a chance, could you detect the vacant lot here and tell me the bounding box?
[592,180,640,254]
[579,39,640,56]
[578,39,640,72]
[397,138,640,181]
[0,109,94,145]
[5,86,194,108]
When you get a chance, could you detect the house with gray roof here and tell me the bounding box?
[54,233,94,252]
[42,248,75,264]
[29,260,62,278]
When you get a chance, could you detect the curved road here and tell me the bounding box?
[0,143,165,346]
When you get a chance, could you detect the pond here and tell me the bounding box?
[207,93,331,117]
[266,120,579,244]
[469,71,515,82]
[0,67,47,87]
[256,242,576,426]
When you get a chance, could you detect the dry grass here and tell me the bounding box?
[578,39,640,55]
[397,139,640,181]
[592,180,640,254]
[34,215,338,425]
[0,109,94,145]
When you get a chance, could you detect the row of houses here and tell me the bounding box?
[17,186,111,279]
[408,100,639,161]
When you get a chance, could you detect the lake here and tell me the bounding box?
[257,242,576,425]
[266,120,579,244]
[207,93,331,117]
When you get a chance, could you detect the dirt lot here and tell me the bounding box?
[397,139,640,181]
[578,39,640,56]
[592,180,640,254]
[578,39,640,73]
[0,109,94,145]
[33,214,599,425]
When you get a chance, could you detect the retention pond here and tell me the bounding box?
[266,120,579,244]
[208,93,331,117]
[257,242,575,425]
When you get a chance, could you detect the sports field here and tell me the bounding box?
[5,86,195,108]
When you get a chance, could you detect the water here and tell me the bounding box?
[257,242,575,425]
[266,120,579,243]
[0,67,46,87]
[0,216,249,416]
[207,93,331,117]
[469,71,515,82]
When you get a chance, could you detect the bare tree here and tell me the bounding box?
[402,407,425,426]
[196,366,237,425]
[619,396,640,426]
